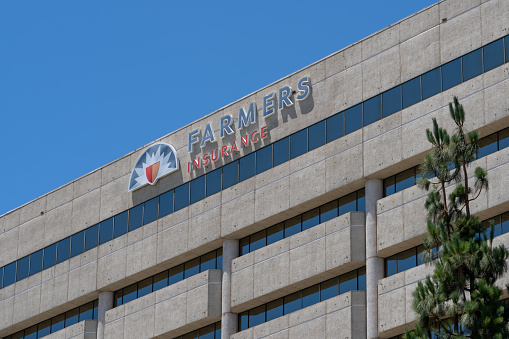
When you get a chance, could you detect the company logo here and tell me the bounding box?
[128,142,179,192]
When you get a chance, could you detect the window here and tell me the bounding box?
[85,224,99,252]
[56,237,70,264]
[345,104,362,135]
[326,112,344,142]
[382,86,401,117]
[113,211,129,238]
[70,231,85,258]
[206,169,222,197]
[273,137,290,167]
[174,183,190,211]
[290,129,308,159]
[483,38,504,72]
[256,145,273,174]
[29,249,43,275]
[128,204,143,231]
[308,121,326,151]
[222,161,238,189]
[421,68,441,100]
[143,197,159,225]
[16,256,29,282]
[442,58,462,91]
[190,176,206,204]
[99,218,114,245]
[43,243,57,270]
[402,77,421,109]
[363,95,382,126]
[239,152,256,182]
[462,48,482,81]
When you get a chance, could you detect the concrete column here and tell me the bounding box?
[97,291,114,339]
[222,239,239,339]
[365,179,384,339]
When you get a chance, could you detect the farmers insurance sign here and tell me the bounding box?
[128,76,311,192]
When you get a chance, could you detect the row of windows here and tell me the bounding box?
[114,248,222,307]
[240,189,365,255]
[383,127,509,197]
[175,322,221,339]
[2,34,508,292]
[385,212,509,277]
[239,267,366,331]
[3,300,98,339]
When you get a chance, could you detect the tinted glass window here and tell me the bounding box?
[395,168,415,193]
[339,270,357,294]
[320,277,339,301]
[24,325,37,339]
[71,230,85,257]
[422,68,441,100]
[397,248,417,273]
[122,284,138,304]
[216,248,223,270]
[29,249,43,275]
[358,267,366,290]
[249,230,267,252]
[266,298,284,322]
[506,36,509,63]
[144,197,159,225]
[256,145,273,174]
[56,237,71,264]
[153,271,169,292]
[240,237,250,256]
[16,256,29,282]
[3,262,16,287]
[249,305,266,328]
[357,189,365,211]
[462,48,482,81]
[382,86,401,117]
[200,251,217,271]
[239,153,256,182]
[345,104,362,135]
[184,258,200,279]
[363,95,382,126]
[51,314,65,333]
[239,312,249,331]
[384,177,396,197]
[99,218,114,245]
[290,129,308,159]
[320,200,338,223]
[338,192,356,216]
[0,267,3,289]
[416,245,427,266]
[43,243,57,269]
[85,224,99,252]
[183,330,199,339]
[65,308,79,327]
[222,161,238,189]
[113,211,129,238]
[169,265,184,284]
[302,285,319,308]
[267,223,284,245]
[499,128,509,150]
[129,204,143,231]
[190,176,206,204]
[80,302,94,321]
[174,183,190,211]
[273,137,290,167]
[37,319,51,338]
[284,216,301,238]
[483,39,504,72]
[326,112,344,142]
[502,213,509,235]
[442,58,462,91]
[478,133,498,159]
[199,324,216,339]
[284,291,301,315]
[308,121,326,151]
[402,77,421,109]
[302,208,319,231]
[206,169,222,197]
[138,277,153,298]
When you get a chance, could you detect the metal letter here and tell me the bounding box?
[263,92,276,118]
[201,123,216,147]
[296,76,311,101]
[238,102,257,130]
[278,86,294,110]
[220,115,235,138]
[188,129,200,153]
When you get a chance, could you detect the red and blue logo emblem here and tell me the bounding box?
[128,142,179,192]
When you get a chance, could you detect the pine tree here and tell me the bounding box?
[403,97,509,339]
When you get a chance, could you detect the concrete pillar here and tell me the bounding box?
[222,239,239,339]
[97,291,114,339]
[365,179,384,339]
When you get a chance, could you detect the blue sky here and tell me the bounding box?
[0,1,437,216]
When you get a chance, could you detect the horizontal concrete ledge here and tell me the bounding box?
[39,319,98,339]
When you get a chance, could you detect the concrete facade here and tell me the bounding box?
[1,0,509,338]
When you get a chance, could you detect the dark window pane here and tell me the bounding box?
[382,86,402,117]
[122,283,138,304]
[340,270,358,294]
[239,153,256,182]
[492,215,502,238]
[484,39,504,72]
[357,189,365,211]
[478,133,498,159]
[214,323,221,339]
[462,48,483,81]
[249,304,266,328]
[499,128,509,150]
[183,330,199,339]
[239,311,249,331]
[339,192,356,216]
[85,224,99,252]
[11,331,24,339]
[79,302,94,321]
[25,325,37,339]
[114,211,128,238]
[93,300,98,320]
[402,77,421,109]
[198,323,215,339]
[345,104,362,135]
[417,244,427,266]
[290,129,308,159]
[190,176,206,205]
[184,258,200,279]
[273,137,290,167]
[506,36,509,63]
[51,314,65,333]
[320,277,339,301]
[99,218,114,245]
[29,249,43,276]
[397,248,418,273]
[0,267,2,289]
[502,213,509,235]
[138,277,153,298]
[422,68,441,100]
[267,223,284,245]
[384,177,396,197]
[284,291,301,315]
[395,168,416,193]
[320,200,338,223]
[222,161,238,190]
[266,298,284,322]
[240,237,250,255]
[169,265,184,285]
[326,112,344,142]
[37,319,51,338]
[129,204,143,231]
[200,251,217,272]
[302,284,320,308]
[71,230,85,258]
[57,237,71,264]
[43,243,57,270]
[159,191,174,218]
[174,183,190,211]
[115,290,123,307]
[442,58,462,91]
[16,256,29,282]
[206,169,222,197]
[216,248,223,270]
[256,145,273,174]
[363,95,382,126]
[284,216,301,238]
[249,230,267,252]
[65,307,80,327]
[153,271,169,292]
[308,121,326,151]
[358,267,366,290]
[302,208,320,231]
[144,197,159,225]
